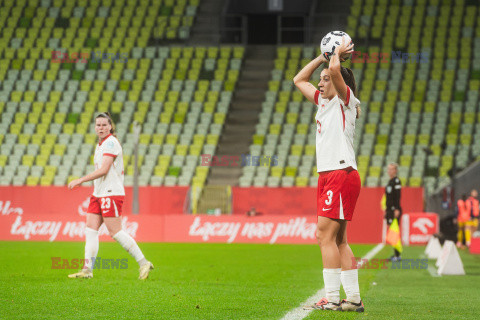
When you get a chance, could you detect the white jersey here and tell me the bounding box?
[314,86,359,172]
[93,134,125,197]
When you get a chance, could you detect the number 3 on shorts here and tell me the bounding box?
[325,190,333,206]
[101,197,111,209]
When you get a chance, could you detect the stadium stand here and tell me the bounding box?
[0,0,245,190]
[344,0,480,194]
[1,0,479,199]
[243,0,480,195]
[239,46,320,188]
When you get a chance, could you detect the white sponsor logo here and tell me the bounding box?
[269,218,316,244]
[78,197,90,216]
[241,222,275,240]
[0,201,24,215]
[412,218,434,234]
[322,208,332,211]
[62,217,138,239]
[10,216,62,241]
[10,216,138,241]
[410,234,432,243]
[189,217,241,243]
[188,217,317,244]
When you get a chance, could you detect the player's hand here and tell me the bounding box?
[68,179,82,190]
[318,54,328,64]
[394,209,400,218]
[335,36,354,62]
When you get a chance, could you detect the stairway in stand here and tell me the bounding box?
[206,45,275,186]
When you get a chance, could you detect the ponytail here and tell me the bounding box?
[340,66,361,118]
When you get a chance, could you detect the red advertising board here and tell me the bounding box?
[470,237,480,254]
[401,212,439,245]
[164,215,318,244]
[0,186,424,244]
[1,213,159,242]
[0,213,371,244]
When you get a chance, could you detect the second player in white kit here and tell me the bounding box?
[67,112,153,280]
[88,133,125,218]
[93,133,125,200]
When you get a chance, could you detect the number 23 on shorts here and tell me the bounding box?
[101,197,111,209]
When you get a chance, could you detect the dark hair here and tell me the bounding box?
[340,67,357,96]
[340,66,361,118]
[95,112,116,136]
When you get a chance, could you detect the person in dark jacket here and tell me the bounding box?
[384,163,402,261]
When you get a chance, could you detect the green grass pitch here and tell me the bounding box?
[0,241,479,319]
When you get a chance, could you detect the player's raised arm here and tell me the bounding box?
[329,37,354,105]
[293,55,328,104]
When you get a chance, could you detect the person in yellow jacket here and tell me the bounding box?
[466,189,479,247]
[456,194,470,248]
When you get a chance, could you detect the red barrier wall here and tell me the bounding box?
[232,187,424,244]
[0,186,189,216]
[0,186,424,244]
[232,187,317,216]
[232,187,424,216]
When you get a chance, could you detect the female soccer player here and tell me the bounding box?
[67,112,153,280]
[293,38,364,312]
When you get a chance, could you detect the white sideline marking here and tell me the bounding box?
[427,262,441,277]
[280,243,385,320]
[419,253,441,277]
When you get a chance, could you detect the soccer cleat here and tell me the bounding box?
[303,298,341,311]
[138,261,154,280]
[68,269,93,279]
[340,299,365,312]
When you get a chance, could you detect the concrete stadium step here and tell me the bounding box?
[206,45,275,187]
[207,167,243,186]
[196,185,231,213]
[311,0,350,45]
[188,0,224,44]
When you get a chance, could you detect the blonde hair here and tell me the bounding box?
[389,162,399,170]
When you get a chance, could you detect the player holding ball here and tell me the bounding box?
[294,32,364,312]
[67,112,153,280]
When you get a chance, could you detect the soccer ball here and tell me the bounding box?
[320,31,353,61]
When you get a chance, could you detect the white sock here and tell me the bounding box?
[112,230,147,266]
[84,227,99,271]
[341,269,361,303]
[323,268,341,304]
